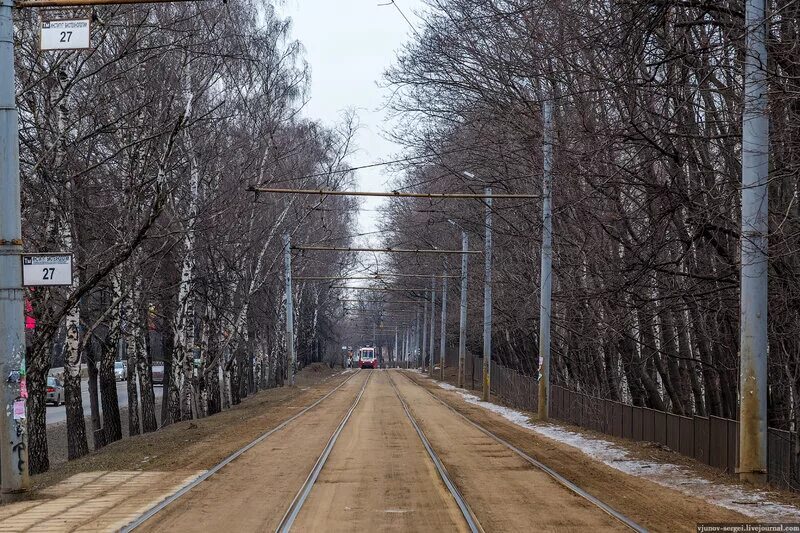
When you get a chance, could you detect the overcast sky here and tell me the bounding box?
[277,0,424,242]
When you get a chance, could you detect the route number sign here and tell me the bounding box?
[40,19,90,51]
[21,254,73,286]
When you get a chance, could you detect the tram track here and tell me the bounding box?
[397,369,647,533]
[274,371,373,533]
[275,369,481,533]
[121,369,364,532]
[386,371,484,533]
[121,366,647,533]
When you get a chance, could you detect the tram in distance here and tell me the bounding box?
[357,347,378,369]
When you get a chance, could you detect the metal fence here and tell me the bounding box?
[458,357,798,491]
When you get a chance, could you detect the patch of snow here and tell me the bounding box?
[433,380,800,521]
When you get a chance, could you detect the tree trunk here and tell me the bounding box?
[139,319,158,433]
[231,356,241,405]
[122,276,140,437]
[160,330,174,427]
[26,345,50,474]
[686,299,722,416]
[62,303,88,460]
[208,360,221,415]
[100,337,122,444]
[85,338,103,449]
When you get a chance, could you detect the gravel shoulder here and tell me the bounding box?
[401,369,752,532]
[138,369,369,532]
[31,364,351,494]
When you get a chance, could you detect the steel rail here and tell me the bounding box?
[397,371,647,533]
[275,371,373,533]
[120,369,364,532]
[386,372,483,533]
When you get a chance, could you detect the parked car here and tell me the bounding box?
[46,376,64,406]
[151,364,165,385]
[114,361,127,381]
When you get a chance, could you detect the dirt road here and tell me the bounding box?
[290,371,469,532]
[3,368,757,532]
[389,371,626,532]
[138,369,640,532]
[138,371,372,532]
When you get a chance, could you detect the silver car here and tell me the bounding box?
[114,361,127,381]
[46,376,64,406]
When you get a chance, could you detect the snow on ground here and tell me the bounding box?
[434,380,800,521]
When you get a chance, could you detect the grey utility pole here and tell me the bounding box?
[429,277,436,378]
[283,234,296,386]
[538,100,554,420]
[394,326,398,367]
[482,188,493,401]
[740,0,769,485]
[401,327,406,366]
[458,232,469,389]
[440,274,447,381]
[0,0,30,496]
[407,326,412,368]
[408,323,413,367]
[411,307,419,367]
[409,325,414,368]
[421,298,428,372]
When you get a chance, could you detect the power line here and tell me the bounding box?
[253,144,494,185]
[331,286,427,291]
[378,0,421,37]
[250,187,538,199]
[293,246,481,254]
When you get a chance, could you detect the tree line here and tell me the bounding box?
[378,0,800,433]
[15,0,356,474]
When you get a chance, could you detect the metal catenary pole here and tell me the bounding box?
[0,0,29,496]
[439,274,447,381]
[428,276,436,378]
[283,234,296,386]
[400,326,405,366]
[411,323,415,368]
[412,309,416,366]
[458,231,468,389]
[482,188,493,401]
[394,326,398,366]
[538,100,554,420]
[421,296,428,372]
[739,0,769,485]
[405,326,410,368]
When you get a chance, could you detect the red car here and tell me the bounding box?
[359,349,377,369]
